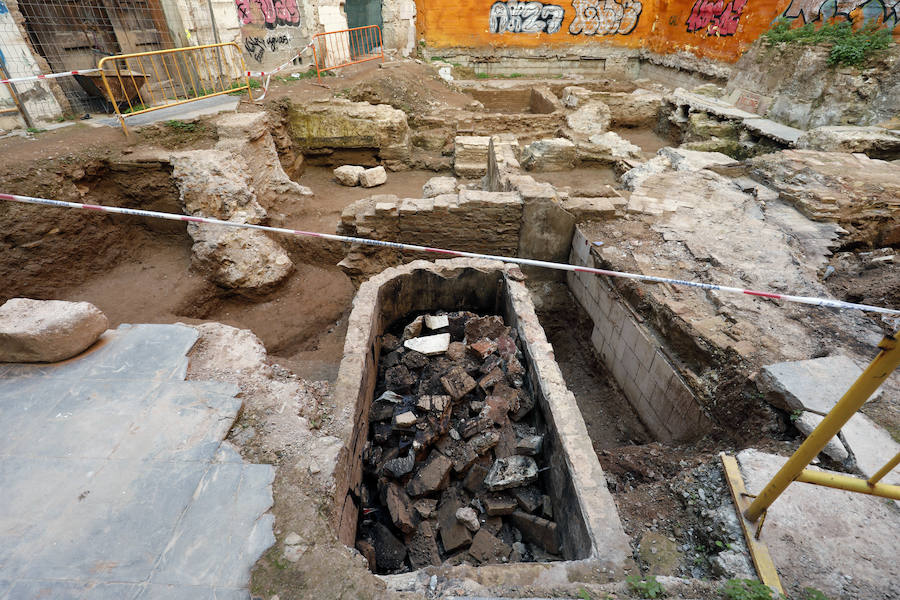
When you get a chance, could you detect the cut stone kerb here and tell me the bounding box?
[330,258,631,572]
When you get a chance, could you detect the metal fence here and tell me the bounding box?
[98,41,251,134]
[311,24,383,81]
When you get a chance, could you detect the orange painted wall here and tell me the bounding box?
[416,0,899,63]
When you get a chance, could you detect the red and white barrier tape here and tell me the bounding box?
[1,68,100,86]
[245,41,314,78]
[2,192,898,317]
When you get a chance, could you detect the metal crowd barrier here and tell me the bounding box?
[311,25,384,82]
[98,42,252,135]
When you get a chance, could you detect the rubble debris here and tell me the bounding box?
[423,177,458,198]
[456,506,481,532]
[484,456,539,491]
[356,311,562,573]
[404,333,451,355]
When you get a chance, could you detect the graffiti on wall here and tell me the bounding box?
[782,0,899,27]
[244,33,292,61]
[489,1,566,34]
[568,0,642,36]
[0,0,8,16]
[235,0,300,28]
[686,0,749,36]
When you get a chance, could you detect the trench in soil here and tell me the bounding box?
[0,81,759,580]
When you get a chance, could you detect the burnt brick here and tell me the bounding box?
[510,510,559,554]
[463,463,489,494]
[402,350,430,370]
[465,315,509,342]
[468,529,512,564]
[479,367,506,393]
[437,487,472,552]
[385,365,416,392]
[406,450,452,497]
[407,520,441,568]
[372,522,407,572]
[483,493,517,516]
[440,366,477,400]
[469,339,498,360]
[386,482,418,534]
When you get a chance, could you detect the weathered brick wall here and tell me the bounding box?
[568,227,710,441]
[340,189,524,257]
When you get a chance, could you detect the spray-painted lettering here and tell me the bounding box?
[0,0,8,16]
[686,0,748,36]
[569,0,643,36]
[782,0,899,27]
[489,1,566,34]
[244,33,292,61]
[235,0,300,28]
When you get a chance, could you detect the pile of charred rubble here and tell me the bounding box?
[355,312,561,574]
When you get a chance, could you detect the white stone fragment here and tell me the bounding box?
[334,165,365,186]
[425,315,449,330]
[359,166,387,188]
[0,298,108,363]
[395,411,417,427]
[456,506,480,532]
[403,333,451,356]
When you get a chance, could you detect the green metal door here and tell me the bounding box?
[344,0,382,54]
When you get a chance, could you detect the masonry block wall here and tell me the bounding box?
[340,189,524,257]
[568,227,709,441]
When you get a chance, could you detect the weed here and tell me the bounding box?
[476,72,490,79]
[25,126,46,134]
[626,574,665,598]
[790,409,803,422]
[578,587,591,600]
[801,588,830,600]
[508,72,524,78]
[761,19,892,66]
[164,119,197,132]
[721,578,774,600]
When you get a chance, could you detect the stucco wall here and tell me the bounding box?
[415,0,900,64]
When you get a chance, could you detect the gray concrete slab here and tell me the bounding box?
[0,323,273,599]
[94,95,240,128]
[743,117,804,146]
[737,449,900,599]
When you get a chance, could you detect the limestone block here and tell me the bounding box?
[566,100,611,137]
[0,298,108,363]
[796,126,900,158]
[188,224,293,293]
[359,166,387,188]
[170,150,266,223]
[577,132,642,164]
[521,138,576,172]
[454,135,491,178]
[422,176,458,198]
[287,98,410,162]
[334,165,365,186]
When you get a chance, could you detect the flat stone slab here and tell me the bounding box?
[759,355,882,414]
[743,117,804,146]
[0,323,274,598]
[736,449,900,598]
[404,333,451,355]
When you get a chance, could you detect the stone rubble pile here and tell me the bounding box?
[355,312,561,573]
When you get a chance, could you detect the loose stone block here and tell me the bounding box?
[484,456,538,491]
[404,333,451,356]
[334,165,365,186]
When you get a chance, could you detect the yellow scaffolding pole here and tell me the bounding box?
[744,332,900,521]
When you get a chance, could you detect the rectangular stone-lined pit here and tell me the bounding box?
[568,228,710,441]
[331,258,631,571]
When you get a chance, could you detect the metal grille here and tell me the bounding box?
[0,0,185,119]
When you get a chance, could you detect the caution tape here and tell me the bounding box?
[1,68,101,86]
[1,191,898,317]
[245,41,315,78]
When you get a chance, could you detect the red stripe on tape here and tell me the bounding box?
[182,216,204,223]
[744,290,782,299]
[82,204,104,211]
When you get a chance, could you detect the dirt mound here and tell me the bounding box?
[345,62,475,119]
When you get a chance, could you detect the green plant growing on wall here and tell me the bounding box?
[762,19,892,67]
[626,574,665,598]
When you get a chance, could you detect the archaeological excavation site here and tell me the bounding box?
[1,0,899,599]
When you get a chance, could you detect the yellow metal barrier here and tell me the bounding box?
[98,42,253,136]
[722,329,900,592]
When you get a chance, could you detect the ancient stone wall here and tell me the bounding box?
[568,227,710,442]
[416,0,900,65]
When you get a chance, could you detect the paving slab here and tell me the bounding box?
[742,117,804,146]
[0,323,273,599]
[736,449,900,599]
[759,355,882,414]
